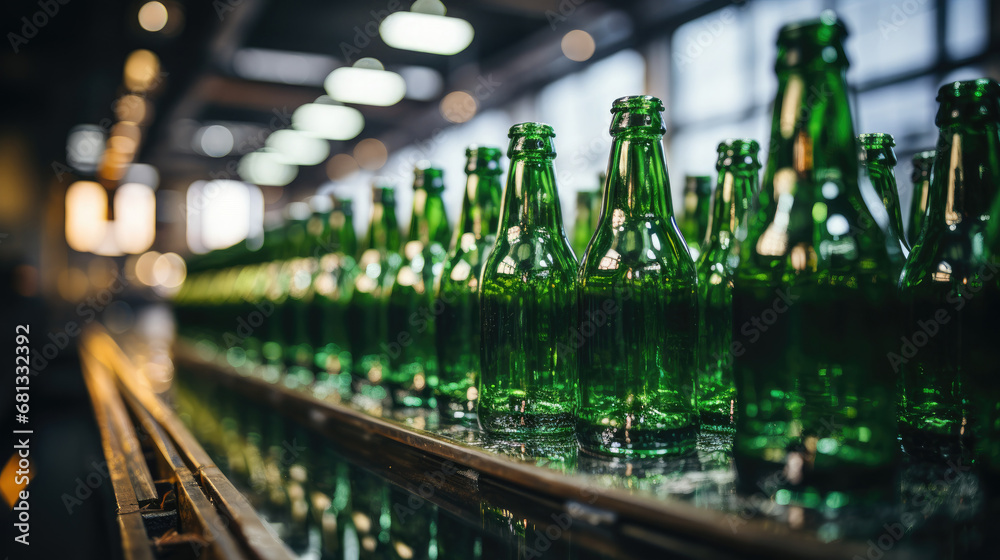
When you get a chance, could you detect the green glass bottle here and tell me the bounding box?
[386,164,451,408]
[696,139,761,433]
[479,123,579,435]
[898,79,1000,458]
[571,173,603,258]
[262,215,292,369]
[681,175,713,260]
[311,195,359,401]
[860,132,911,256]
[284,201,331,387]
[435,146,504,419]
[576,96,698,456]
[907,150,935,247]
[731,13,905,495]
[349,182,402,405]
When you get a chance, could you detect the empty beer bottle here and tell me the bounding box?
[348,182,402,404]
[732,13,905,495]
[908,150,934,247]
[311,195,358,400]
[386,164,451,408]
[479,123,578,434]
[860,132,910,256]
[571,173,604,257]
[899,79,1000,459]
[435,146,503,419]
[696,139,760,433]
[681,175,712,259]
[285,200,332,386]
[577,96,699,456]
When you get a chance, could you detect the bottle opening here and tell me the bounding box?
[935,78,1000,125]
[609,95,666,136]
[466,145,503,174]
[414,163,445,191]
[508,122,556,158]
[936,78,1000,102]
[716,139,761,170]
[859,132,895,149]
[611,95,664,112]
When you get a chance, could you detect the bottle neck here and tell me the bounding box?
[335,214,357,257]
[365,201,401,253]
[601,134,673,221]
[864,153,906,240]
[927,120,1000,229]
[499,155,565,233]
[407,189,450,246]
[706,167,757,245]
[456,172,503,240]
[763,66,856,198]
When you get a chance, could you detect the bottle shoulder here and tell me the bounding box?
[482,228,578,284]
[900,225,1000,291]
[579,217,695,279]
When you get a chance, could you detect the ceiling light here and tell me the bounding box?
[324,58,406,107]
[265,129,330,166]
[292,101,365,141]
[379,0,474,56]
[238,150,297,187]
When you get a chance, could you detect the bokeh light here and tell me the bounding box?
[353,139,388,170]
[440,91,477,123]
[561,30,595,62]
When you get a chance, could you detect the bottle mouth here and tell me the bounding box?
[611,95,664,112]
[371,182,396,203]
[936,78,1000,102]
[413,163,445,191]
[859,132,895,149]
[466,145,503,174]
[935,78,1000,125]
[508,122,556,158]
[777,11,848,44]
[776,11,849,71]
[508,122,555,138]
[716,139,761,170]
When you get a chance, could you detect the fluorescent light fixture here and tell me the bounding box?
[379,0,474,55]
[232,48,339,86]
[238,150,298,187]
[65,180,108,252]
[186,180,263,253]
[292,102,365,140]
[114,183,156,254]
[324,58,406,107]
[266,129,330,166]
